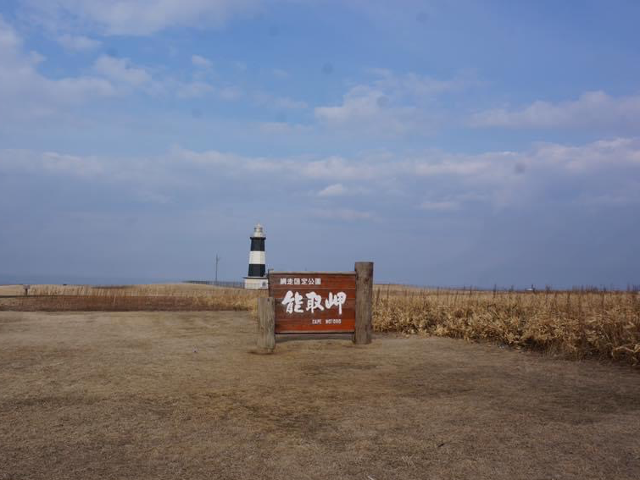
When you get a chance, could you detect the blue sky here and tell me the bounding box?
[1,0,639,288]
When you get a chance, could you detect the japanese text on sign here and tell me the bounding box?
[281,290,347,315]
[279,277,322,286]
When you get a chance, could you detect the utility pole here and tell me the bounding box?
[215,254,220,284]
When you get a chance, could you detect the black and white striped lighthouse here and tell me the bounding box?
[244,223,268,289]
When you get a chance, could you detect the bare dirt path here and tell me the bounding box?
[1,311,639,480]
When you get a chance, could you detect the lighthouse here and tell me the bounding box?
[244,223,268,290]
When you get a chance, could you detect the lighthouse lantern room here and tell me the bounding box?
[244,223,268,290]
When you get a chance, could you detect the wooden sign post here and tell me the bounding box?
[256,262,373,352]
[354,261,373,345]
[256,297,276,353]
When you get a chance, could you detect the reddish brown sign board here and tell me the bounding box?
[268,272,356,334]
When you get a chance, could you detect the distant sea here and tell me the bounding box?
[1,274,630,291]
[0,274,197,286]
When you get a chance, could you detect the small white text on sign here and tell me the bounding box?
[312,318,342,325]
[279,277,322,286]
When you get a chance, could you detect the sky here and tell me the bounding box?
[1,0,639,288]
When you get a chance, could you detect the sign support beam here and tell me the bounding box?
[354,262,374,345]
[257,297,276,353]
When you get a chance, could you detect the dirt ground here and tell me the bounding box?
[1,311,639,480]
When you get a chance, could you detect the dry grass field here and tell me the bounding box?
[0,283,262,312]
[1,310,639,480]
[1,283,638,365]
[373,286,640,366]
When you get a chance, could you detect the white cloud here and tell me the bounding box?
[56,33,101,52]
[3,138,640,213]
[270,96,307,109]
[259,122,310,134]
[1,15,303,113]
[178,83,244,102]
[471,91,640,130]
[315,84,417,134]
[41,151,105,176]
[299,155,379,181]
[176,81,216,99]
[368,68,471,97]
[312,208,374,221]
[253,92,307,109]
[0,17,228,111]
[234,61,248,71]
[0,15,116,123]
[420,200,459,211]
[0,15,21,52]
[317,183,369,197]
[316,85,387,123]
[191,54,213,69]
[315,70,470,135]
[92,54,236,100]
[218,86,244,101]
[1,18,230,107]
[0,149,104,176]
[9,136,640,188]
[22,0,262,36]
[271,68,289,79]
[528,137,640,171]
[93,55,152,87]
[318,184,347,197]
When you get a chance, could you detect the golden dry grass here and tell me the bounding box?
[373,286,640,365]
[2,283,638,365]
[0,283,262,312]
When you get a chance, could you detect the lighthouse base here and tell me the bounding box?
[244,277,268,290]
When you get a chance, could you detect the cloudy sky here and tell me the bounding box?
[1,0,639,287]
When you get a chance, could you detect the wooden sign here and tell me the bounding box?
[268,272,356,333]
[257,262,373,353]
